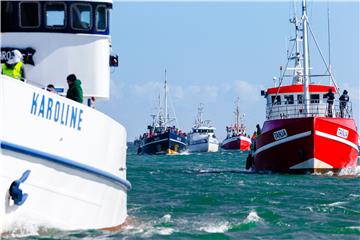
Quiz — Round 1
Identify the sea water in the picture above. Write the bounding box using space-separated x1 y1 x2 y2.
4 146 360 239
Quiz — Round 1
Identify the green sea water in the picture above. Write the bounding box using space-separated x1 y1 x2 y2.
4 147 360 239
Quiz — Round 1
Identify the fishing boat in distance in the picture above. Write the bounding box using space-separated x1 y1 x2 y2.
1 0 131 234
187 104 219 153
221 98 251 151
137 70 187 155
253 0 359 173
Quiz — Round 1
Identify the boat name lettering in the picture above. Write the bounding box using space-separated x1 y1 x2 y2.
273 129 288 141
1 47 36 65
30 92 84 131
336 128 348 139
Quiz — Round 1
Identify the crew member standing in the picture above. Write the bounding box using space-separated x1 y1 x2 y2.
324 88 335 117
339 90 349 118
1 49 26 81
66 74 83 103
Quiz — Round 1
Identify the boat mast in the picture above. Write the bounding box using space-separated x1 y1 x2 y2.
234 98 240 134
327 6 332 86
302 0 310 116
196 103 204 126
164 69 168 128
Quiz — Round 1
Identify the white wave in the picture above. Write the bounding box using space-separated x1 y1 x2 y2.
237 180 245 186
338 166 360 176
327 201 347 207
349 194 360 198
143 227 175 237
346 226 360 231
160 214 172 223
125 223 175 237
1 218 57 238
180 152 190 156
199 221 229 233
243 210 263 224
123 215 175 237
305 206 313 212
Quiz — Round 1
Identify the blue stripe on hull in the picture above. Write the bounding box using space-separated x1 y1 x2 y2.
0 140 132 191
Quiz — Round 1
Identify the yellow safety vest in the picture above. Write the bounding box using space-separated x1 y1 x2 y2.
2 62 23 80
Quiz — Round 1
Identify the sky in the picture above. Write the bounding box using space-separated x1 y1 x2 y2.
97 0 360 142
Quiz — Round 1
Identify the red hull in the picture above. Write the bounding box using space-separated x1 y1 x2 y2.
222 135 251 150
254 117 359 173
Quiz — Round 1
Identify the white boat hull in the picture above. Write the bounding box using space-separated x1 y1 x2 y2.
0 76 130 234
188 141 219 153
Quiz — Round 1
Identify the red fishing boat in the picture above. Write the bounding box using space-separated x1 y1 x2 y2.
253 0 359 173
221 98 251 151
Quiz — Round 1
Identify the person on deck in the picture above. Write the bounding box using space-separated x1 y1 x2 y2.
324 88 335 117
339 90 349 118
66 74 83 103
1 49 26 82
46 84 57 93
256 124 262 136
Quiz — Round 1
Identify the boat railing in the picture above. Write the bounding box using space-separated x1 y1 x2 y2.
266 99 353 120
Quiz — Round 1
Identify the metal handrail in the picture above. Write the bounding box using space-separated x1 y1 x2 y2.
266 99 353 120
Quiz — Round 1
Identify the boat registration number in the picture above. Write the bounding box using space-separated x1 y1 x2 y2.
336 128 348 139
273 129 288 141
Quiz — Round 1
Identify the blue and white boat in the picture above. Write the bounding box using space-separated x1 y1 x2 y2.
1 0 131 234
137 70 187 155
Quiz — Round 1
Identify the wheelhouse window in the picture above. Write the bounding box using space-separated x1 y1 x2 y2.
297 94 303 104
45 3 65 28
284 95 294 104
310 94 320 103
71 4 92 30
20 2 40 28
2 1 16 31
271 95 281 105
96 5 107 31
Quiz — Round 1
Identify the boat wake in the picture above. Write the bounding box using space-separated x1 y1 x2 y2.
121 210 265 237
311 166 360 177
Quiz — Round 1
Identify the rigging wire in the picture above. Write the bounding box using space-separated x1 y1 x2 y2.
306 16 340 96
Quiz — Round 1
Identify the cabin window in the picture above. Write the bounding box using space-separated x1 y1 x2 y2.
297 94 303 104
96 5 107 31
310 94 320 103
1 1 16 31
271 95 281 105
45 3 65 28
20 2 40 28
284 95 294 104
71 4 92 30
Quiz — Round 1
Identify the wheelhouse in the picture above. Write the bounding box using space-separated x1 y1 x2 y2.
1 0 115 100
192 127 215 134
263 84 353 120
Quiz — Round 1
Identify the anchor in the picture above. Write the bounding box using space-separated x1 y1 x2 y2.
9 170 31 205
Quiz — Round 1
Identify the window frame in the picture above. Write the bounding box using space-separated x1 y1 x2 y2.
19 1 41 29
310 94 320 103
44 2 67 29
271 95 281 105
95 4 107 32
284 94 294 105
70 3 93 31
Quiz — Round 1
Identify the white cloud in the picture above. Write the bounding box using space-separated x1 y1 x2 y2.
233 80 263 102
130 81 163 95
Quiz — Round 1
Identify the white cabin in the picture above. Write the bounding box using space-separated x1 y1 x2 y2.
1 0 116 100
263 84 353 120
